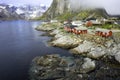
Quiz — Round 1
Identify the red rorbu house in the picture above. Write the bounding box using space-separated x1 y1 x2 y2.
95 29 112 38
85 20 102 27
85 21 93 27
64 24 88 35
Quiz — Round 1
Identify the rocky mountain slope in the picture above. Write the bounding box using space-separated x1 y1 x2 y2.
41 0 109 20
44 0 71 19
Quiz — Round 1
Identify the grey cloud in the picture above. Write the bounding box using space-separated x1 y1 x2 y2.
68 0 120 15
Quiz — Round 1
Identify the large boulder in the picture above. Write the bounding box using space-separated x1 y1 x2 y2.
51 35 82 49
106 44 119 56
71 40 95 54
80 58 95 73
115 51 120 63
104 40 114 48
87 47 106 59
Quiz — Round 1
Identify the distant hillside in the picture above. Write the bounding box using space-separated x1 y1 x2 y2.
39 0 109 20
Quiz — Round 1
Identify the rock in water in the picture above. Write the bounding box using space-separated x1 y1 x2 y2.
80 58 95 73
29 54 76 80
29 54 96 80
115 51 120 63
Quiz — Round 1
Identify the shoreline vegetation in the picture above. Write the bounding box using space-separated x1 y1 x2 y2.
30 21 120 80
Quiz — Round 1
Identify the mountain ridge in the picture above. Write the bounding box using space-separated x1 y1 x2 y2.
40 0 111 20
0 4 48 20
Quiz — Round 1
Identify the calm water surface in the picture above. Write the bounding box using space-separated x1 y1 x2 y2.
0 20 71 80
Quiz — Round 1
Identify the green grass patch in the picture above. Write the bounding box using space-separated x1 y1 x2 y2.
56 12 78 21
101 24 120 29
101 24 113 29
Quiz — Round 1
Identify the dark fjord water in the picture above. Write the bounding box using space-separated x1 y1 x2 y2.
0 20 71 80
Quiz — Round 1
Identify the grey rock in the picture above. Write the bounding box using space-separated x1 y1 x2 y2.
115 51 120 63
88 47 106 59
80 58 95 73
30 54 96 80
71 40 95 54
105 40 114 48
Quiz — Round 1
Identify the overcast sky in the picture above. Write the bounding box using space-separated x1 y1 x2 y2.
80 0 120 15
0 0 53 6
0 0 120 15
69 0 120 15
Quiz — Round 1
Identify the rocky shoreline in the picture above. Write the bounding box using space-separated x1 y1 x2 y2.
30 22 120 80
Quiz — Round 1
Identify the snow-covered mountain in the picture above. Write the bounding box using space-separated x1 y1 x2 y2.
0 4 23 20
16 4 48 19
0 4 48 20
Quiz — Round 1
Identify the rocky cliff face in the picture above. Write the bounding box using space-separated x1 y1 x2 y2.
44 0 72 19
42 0 109 20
